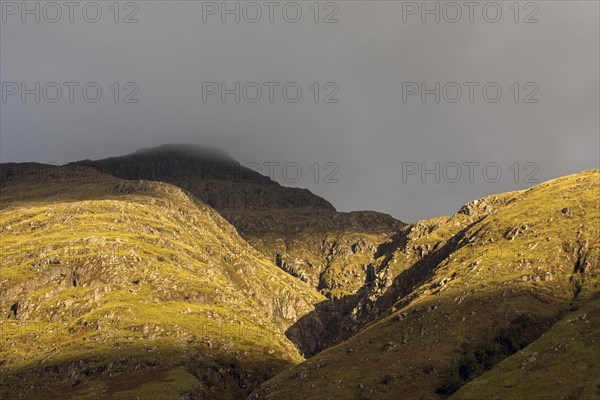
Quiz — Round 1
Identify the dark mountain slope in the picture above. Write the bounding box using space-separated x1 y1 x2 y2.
450 295 600 400
72 144 335 211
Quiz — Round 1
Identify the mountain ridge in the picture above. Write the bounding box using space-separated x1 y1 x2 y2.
1 148 597 400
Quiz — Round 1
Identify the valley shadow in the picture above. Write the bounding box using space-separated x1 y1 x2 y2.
285 219 483 357
285 293 359 357
0 341 295 400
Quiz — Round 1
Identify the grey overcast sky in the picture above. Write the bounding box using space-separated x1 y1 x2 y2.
1 1 598 222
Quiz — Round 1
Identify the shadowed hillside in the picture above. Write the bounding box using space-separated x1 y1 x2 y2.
71 144 336 212
450 295 600 400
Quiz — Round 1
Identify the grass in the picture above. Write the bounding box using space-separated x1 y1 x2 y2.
250 170 600 400
0 164 324 399
1 164 598 400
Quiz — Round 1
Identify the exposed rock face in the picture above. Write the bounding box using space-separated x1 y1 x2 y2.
232 210 404 355
225 209 404 293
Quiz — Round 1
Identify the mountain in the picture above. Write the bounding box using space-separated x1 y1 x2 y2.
249 170 600 400
1 147 598 400
72 145 405 355
0 163 324 399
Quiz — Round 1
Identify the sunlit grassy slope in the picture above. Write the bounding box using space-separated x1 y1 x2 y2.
250 170 600 400
76 145 404 309
0 163 324 399
73 144 406 357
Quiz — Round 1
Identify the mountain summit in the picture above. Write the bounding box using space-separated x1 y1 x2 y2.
130 144 235 162
72 144 335 211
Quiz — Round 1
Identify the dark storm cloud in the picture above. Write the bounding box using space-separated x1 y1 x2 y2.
1 1 598 221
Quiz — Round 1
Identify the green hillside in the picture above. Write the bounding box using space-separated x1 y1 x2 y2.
73 146 405 356
2 158 597 400
0 164 323 399
249 170 600 400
